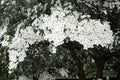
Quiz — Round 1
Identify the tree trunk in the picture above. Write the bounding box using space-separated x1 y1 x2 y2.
96 60 105 80
89 53 105 80
64 42 86 80
69 49 86 80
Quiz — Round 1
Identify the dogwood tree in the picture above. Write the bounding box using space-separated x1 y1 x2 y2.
31 2 114 79
0 0 117 80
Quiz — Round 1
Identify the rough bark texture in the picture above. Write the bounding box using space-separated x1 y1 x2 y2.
69 48 86 80
96 61 105 79
64 42 86 80
96 56 105 79
90 53 105 79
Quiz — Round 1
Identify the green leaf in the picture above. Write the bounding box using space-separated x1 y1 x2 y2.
39 29 44 35
0 19 3 26
64 28 67 33
8 35 13 42
20 24 26 30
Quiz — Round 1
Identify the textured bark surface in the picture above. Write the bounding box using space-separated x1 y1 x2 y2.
96 56 105 79
96 61 105 79
64 42 86 80
90 53 106 79
69 48 86 80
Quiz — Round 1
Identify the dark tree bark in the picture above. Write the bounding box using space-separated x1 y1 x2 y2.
96 60 105 79
69 48 86 80
89 53 106 79
63 41 86 80
95 56 106 79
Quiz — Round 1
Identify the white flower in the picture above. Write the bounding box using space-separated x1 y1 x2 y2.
59 68 69 77
32 5 114 51
2 25 44 70
1 35 10 46
1 0 114 70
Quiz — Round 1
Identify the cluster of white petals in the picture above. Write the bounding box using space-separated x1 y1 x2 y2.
9 26 43 51
1 0 114 70
0 19 9 47
2 23 43 70
0 26 7 39
0 18 9 39
1 34 9 46
59 68 69 77
0 20 9 47
32 6 114 50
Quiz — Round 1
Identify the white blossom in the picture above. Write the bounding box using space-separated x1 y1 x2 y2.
59 68 69 77
1 0 114 70
1 35 9 46
0 18 8 39
2 24 43 70
32 6 114 51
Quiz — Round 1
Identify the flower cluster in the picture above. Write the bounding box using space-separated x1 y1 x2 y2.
0 18 9 39
32 6 114 50
1 0 114 70
2 24 43 69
